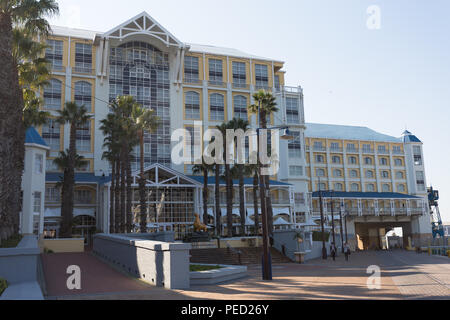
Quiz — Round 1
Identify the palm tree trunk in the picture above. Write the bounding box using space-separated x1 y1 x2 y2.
265 176 274 236
109 159 116 234
0 12 26 238
126 151 133 233
139 130 147 234
239 166 245 236
253 173 260 236
114 159 121 233
202 168 209 226
60 123 76 238
120 146 126 233
214 164 221 237
225 163 233 238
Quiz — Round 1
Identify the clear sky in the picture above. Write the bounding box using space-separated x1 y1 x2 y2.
48 0 450 222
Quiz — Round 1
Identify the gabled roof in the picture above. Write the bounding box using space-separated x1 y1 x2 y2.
402 130 422 143
305 123 402 143
103 11 183 47
312 191 421 200
25 127 49 149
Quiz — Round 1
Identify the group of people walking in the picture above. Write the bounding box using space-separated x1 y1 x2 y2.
329 242 352 261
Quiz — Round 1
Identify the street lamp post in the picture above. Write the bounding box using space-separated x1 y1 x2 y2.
318 178 327 259
330 191 336 261
339 203 345 254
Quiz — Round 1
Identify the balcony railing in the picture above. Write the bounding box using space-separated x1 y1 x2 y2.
313 146 327 152
232 83 250 90
346 148 359 153
330 147 343 153
392 150 404 155
362 148 375 154
208 80 227 88
378 150 390 155
183 78 202 86
73 66 93 74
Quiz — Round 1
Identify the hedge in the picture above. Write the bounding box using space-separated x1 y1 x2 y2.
0 278 8 297
312 231 330 242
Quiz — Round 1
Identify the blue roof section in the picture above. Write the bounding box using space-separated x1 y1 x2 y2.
305 123 402 143
46 173 111 185
25 127 48 148
312 191 421 199
402 131 422 143
188 175 292 187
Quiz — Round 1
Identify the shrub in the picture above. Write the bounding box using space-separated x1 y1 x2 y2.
312 231 330 242
0 234 23 248
0 278 8 297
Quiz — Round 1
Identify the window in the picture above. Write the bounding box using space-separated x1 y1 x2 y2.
43 79 62 110
334 183 343 191
232 62 246 88
290 166 303 176
381 171 390 179
382 184 391 192
351 183 360 192
255 64 269 89
233 95 248 120
362 144 372 152
33 192 42 214
366 170 374 179
330 142 340 150
398 184 406 193
413 146 423 165
332 156 341 164
75 43 92 73
74 81 92 112
378 145 387 153
185 126 202 164
45 187 60 202
317 169 325 177
184 56 199 83
76 122 91 152
416 171 425 190
315 155 325 163
42 119 60 151
288 131 302 158
396 171 404 179
364 157 373 165
35 154 43 174
380 158 388 166
318 183 327 191
210 93 225 121
46 159 59 172
74 190 92 204
294 193 305 205
209 59 223 85
395 159 403 166
334 169 342 177
393 146 402 154
45 40 63 70
286 97 300 124
347 143 357 152
348 156 357 165
185 91 200 120
366 184 375 192
274 75 280 90
350 170 358 178
313 142 324 150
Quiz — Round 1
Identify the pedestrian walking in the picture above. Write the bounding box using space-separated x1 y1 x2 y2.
344 242 351 262
330 243 337 261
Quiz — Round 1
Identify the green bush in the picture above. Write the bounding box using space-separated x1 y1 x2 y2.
312 231 330 242
0 278 8 297
0 234 23 248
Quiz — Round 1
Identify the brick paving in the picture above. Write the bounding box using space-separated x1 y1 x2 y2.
43 250 450 300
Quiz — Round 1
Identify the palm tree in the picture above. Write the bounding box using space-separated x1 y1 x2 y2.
56 102 92 238
131 105 160 234
249 90 279 236
217 122 234 238
228 118 250 236
0 0 58 239
246 162 260 236
214 160 221 237
192 162 214 228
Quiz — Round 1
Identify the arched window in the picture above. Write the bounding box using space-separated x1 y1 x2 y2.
395 159 403 166
318 183 327 191
351 183 360 192
210 93 224 121
185 91 200 120
380 157 388 166
382 184 391 192
42 119 60 152
381 171 390 179
43 79 62 110
350 170 358 178
366 170 374 179
332 156 341 164
366 184 375 192
364 157 373 165
396 171 404 179
334 169 342 177
317 169 325 177
74 81 92 112
334 183 343 191
233 95 248 120
316 155 325 163
349 156 357 165
397 184 406 192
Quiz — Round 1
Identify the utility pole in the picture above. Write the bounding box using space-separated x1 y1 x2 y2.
330 191 336 260
318 178 327 259
339 203 345 254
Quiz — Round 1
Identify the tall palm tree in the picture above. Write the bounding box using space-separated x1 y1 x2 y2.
228 118 250 236
192 162 213 228
214 160 221 237
249 90 279 236
56 102 92 238
0 0 58 239
217 122 234 238
131 105 160 234
246 162 260 236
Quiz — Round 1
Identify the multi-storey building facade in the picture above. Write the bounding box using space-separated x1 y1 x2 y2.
37 12 309 241
304 123 432 250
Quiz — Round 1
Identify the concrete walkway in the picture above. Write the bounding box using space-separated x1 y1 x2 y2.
43 250 450 300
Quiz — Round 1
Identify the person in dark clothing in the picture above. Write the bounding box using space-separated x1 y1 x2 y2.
330 243 337 261
344 243 351 261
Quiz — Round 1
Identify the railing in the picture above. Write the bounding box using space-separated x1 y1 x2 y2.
50 65 65 72
313 146 327 152
392 150 404 155
232 83 250 90
183 78 202 86
394 208 408 215
362 148 375 154
283 86 302 94
73 66 93 74
330 147 343 153
346 148 359 153
209 80 227 88
378 150 390 155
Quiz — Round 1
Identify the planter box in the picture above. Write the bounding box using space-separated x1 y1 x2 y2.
42 238 85 253
294 252 306 264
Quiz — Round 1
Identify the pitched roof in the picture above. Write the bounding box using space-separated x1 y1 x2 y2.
402 130 422 143
305 123 402 143
25 127 49 148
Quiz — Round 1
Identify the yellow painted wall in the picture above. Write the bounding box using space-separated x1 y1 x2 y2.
42 238 85 253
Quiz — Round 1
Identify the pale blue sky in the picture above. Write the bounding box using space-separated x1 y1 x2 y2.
49 0 450 221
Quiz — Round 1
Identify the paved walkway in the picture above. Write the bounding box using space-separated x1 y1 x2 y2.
43 250 450 300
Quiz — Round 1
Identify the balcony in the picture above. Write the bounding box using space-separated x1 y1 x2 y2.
392 150 404 155
208 80 227 88
330 147 343 153
346 148 359 154
362 148 375 154
313 146 327 152
50 65 65 72
232 83 250 90
73 66 93 75
377 149 389 155
183 78 202 86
